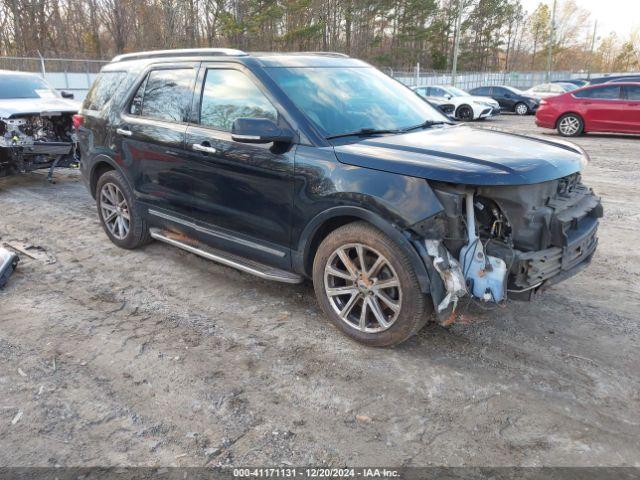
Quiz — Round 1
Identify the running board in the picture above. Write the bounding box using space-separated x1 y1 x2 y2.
149 228 303 284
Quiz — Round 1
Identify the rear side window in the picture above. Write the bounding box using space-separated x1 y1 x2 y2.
198 69 277 131
574 86 621 100
129 68 194 122
624 85 640 100
472 87 491 96
83 71 127 110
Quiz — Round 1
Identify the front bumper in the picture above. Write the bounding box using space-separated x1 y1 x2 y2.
495 184 602 300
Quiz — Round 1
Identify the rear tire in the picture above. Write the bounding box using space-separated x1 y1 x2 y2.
557 113 584 137
312 221 430 347
96 170 151 249
515 102 529 115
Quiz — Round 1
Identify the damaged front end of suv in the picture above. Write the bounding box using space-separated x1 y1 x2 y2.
418 173 602 321
336 125 603 323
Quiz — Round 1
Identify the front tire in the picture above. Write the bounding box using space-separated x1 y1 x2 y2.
456 105 474 121
96 170 151 249
557 113 584 137
515 102 529 115
312 222 430 347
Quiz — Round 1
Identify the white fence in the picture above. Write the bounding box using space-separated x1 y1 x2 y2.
390 70 613 90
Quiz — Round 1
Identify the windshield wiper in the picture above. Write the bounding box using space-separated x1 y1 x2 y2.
326 127 401 140
402 120 449 132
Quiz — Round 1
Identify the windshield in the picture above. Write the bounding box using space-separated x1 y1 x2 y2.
267 67 448 138
0 74 58 99
445 86 469 97
560 83 578 91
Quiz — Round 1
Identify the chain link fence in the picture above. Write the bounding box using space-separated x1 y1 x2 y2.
0 56 108 101
0 55 626 101
387 68 622 90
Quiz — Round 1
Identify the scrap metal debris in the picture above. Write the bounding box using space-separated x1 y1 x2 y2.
3 241 56 264
0 246 19 287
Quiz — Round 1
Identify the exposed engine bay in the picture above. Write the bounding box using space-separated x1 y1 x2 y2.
414 173 603 320
0 113 78 181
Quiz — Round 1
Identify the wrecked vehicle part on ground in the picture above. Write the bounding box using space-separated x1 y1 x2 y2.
0 71 79 180
0 247 19 288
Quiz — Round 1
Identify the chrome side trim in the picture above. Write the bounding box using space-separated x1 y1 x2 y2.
150 229 301 284
148 209 285 258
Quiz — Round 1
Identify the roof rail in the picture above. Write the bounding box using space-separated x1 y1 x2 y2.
250 51 350 58
111 48 248 63
304 52 350 58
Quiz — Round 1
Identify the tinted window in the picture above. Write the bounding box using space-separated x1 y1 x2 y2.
84 71 127 110
625 85 640 100
472 87 491 95
199 69 277 131
129 69 194 122
0 74 56 99
430 87 447 97
574 86 621 100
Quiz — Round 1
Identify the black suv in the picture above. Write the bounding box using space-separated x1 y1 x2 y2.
468 85 540 115
77 49 602 346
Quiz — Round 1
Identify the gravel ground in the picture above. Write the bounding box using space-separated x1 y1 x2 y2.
0 115 639 467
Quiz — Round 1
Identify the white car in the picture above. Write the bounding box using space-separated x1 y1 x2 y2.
0 70 79 180
413 85 500 121
524 82 577 99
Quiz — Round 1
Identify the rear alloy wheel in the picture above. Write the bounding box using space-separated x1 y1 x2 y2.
313 221 429 347
96 170 151 249
515 102 529 115
557 113 584 137
100 182 130 240
456 105 474 121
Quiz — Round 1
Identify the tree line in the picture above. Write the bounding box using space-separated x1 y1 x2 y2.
0 0 637 72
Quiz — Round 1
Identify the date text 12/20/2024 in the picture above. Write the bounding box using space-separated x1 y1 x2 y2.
233 468 400 478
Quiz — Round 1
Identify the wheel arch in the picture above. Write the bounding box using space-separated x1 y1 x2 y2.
89 155 126 199
293 206 431 294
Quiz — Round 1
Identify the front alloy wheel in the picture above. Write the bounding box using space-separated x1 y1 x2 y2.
456 105 474 121
313 221 430 347
324 244 402 333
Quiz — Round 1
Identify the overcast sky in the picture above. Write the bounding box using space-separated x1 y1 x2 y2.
520 0 639 39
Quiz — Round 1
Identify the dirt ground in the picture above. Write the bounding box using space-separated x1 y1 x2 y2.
1 115 639 468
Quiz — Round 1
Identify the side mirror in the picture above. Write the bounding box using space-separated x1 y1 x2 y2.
231 118 293 144
444 94 452 100
60 90 74 99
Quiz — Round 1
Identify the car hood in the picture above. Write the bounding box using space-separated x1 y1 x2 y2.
332 125 586 186
0 97 79 118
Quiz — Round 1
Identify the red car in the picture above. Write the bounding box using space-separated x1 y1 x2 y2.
535 82 640 137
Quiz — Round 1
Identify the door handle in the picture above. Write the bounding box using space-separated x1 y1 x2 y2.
192 143 217 154
116 127 132 137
